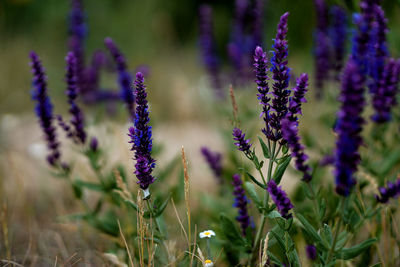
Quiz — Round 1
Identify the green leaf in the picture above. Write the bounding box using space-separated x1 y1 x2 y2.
72 182 83 199
245 171 265 189
272 155 291 184
336 238 377 260
287 250 301 267
322 224 333 245
152 194 171 218
258 136 270 159
270 229 286 252
74 179 104 192
244 182 262 209
220 214 248 249
296 213 328 250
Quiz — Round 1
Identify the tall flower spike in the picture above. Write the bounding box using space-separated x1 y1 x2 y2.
68 0 86 91
330 6 347 78
269 12 291 142
267 180 293 219
314 0 331 96
281 118 312 182
232 127 252 156
104 37 135 119
351 0 376 74
369 4 389 95
252 0 264 49
371 59 400 123
232 174 250 235
254 46 272 138
65 52 87 144
334 59 365 196
201 147 223 184
198 5 223 97
128 72 155 192
287 73 309 122
30 52 61 166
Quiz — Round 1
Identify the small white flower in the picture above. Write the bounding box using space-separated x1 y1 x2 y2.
204 259 214 267
199 230 216 239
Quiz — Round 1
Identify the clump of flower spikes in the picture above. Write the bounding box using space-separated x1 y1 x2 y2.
333 0 376 196
29 52 61 166
105 37 135 119
267 180 293 219
201 147 223 184
128 72 155 191
376 178 400 203
232 174 251 235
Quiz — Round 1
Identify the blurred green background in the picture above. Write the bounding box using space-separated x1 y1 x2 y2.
1 0 400 117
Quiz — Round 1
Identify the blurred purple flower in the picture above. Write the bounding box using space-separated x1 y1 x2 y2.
314 31 331 97
371 58 400 123
90 137 98 152
334 59 365 196
198 4 223 97
29 52 61 166
376 179 400 203
287 73 309 123
267 180 293 219
201 147 223 184
232 174 251 235
128 72 155 190
330 5 347 78
306 245 317 260
104 37 135 119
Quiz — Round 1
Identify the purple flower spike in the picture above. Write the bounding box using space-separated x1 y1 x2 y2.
281 118 312 182
90 137 98 152
252 0 264 49
287 73 309 122
128 72 155 191
369 4 389 95
330 6 347 78
334 59 366 196
306 245 317 261
267 180 293 219
198 4 223 97
68 0 86 90
232 174 250 235
232 127 252 156
104 37 135 119
314 31 331 97
376 178 400 203
351 0 376 74
65 52 87 144
201 147 223 184
372 59 400 123
269 12 291 142
29 52 61 166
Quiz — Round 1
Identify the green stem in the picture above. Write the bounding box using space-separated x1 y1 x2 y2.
326 198 345 263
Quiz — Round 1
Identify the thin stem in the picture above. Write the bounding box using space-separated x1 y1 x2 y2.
326 198 345 263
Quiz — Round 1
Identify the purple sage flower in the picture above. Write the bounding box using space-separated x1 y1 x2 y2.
104 37 135 119
201 147 223 184
198 4 223 97
251 0 264 49
376 179 400 203
281 118 312 182
267 180 293 219
334 59 366 196
29 52 61 166
254 46 271 138
371 58 400 123
128 72 155 191
232 174 251 235
90 137 98 152
232 127 252 156
65 52 87 144
306 245 317 261
287 74 309 123
269 12 291 142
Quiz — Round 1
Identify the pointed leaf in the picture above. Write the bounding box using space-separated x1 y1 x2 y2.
258 136 270 159
273 155 291 184
336 238 377 260
244 182 262 209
